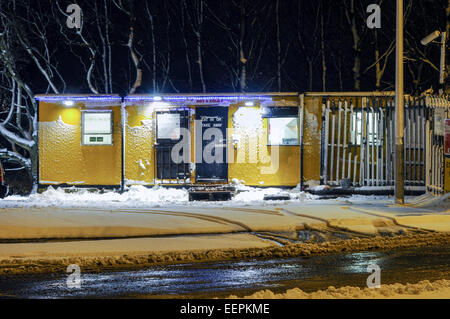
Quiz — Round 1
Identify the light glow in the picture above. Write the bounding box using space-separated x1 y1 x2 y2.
125 95 273 102
36 95 121 102
233 107 263 130
63 100 74 107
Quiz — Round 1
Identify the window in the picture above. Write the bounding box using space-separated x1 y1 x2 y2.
156 113 181 140
351 111 380 145
81 111 113 145
267 117 299 146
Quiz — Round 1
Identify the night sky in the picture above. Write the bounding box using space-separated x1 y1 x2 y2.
0 0 449 97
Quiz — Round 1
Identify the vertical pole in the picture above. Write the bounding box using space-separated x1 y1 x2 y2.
426 118 430 192
330 114 336 184
342 101 348 180
299 94 305 190
439 32 447 96
370 106 375 186
395 0 405 204
121 102 126 193
336 101 342 182
323 101 330 185
389 101 394 185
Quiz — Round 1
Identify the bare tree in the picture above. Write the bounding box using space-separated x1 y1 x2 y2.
364 29 395 90
276 0 282 91
320 0 327 91
94 0 113 93
179 0 193 91
240 0 247 92
113 0 142 94
0 9 38 192
144 0 158 93
55 0 99 94
344 0 362 91
296 1 321 91
206 0 271 92
184 0 206 92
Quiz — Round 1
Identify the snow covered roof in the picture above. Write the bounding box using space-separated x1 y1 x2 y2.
305 92 396 97
124 93 299 106
126 92 299 98
35 94 121 100
35 94 122 107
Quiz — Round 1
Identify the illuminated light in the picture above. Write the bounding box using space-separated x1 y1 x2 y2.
63 100 74 107
61 108 80 125
245 101 254 106
35 95 122 103
125 95 273 103
233 107 263 130
153 96 163 101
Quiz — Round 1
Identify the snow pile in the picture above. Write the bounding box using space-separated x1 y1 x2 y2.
0 182 317 209
233 187 287 202
123 185 189 204
2 185 189 209
415 193 450 211
231 179 316 203
228 279 450 299
340 194 391 202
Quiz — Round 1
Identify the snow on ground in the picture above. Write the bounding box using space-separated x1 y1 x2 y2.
2 185 188 209
0 233 272 259
228 279 450 299
1 232 450 276
0 183 317 209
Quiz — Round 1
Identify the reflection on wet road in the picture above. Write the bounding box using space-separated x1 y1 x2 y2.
1 245 449 298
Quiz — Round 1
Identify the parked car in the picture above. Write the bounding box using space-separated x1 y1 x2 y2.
0 161 8 198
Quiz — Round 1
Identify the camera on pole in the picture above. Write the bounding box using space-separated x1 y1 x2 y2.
421 31 441 46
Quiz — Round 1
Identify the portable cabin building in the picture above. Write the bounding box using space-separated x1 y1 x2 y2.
123 93 309 187
35 92 449 195
36 94 123 188
36 93 320 189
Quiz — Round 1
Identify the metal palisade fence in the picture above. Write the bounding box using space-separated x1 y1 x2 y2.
320 95 449 194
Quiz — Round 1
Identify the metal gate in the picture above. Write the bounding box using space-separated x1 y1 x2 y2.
425 96 450 195
154 109 191 183
320 95 432 191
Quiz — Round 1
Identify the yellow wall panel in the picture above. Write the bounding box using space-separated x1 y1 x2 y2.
39 101 122 186
125 96 302 187
303 97 323 183
227 98 301 187
124 105 155 184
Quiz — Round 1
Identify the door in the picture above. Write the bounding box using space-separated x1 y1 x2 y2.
155 109 190 181
195 107 228 182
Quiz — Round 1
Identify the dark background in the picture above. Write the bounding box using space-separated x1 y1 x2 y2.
0 0 448 97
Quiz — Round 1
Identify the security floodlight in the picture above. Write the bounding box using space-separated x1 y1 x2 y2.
153 96 162 101
421 31 441 46
63 100 74 107
420 30 447 95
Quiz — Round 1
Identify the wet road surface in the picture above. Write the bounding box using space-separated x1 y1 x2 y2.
1 245 449 298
